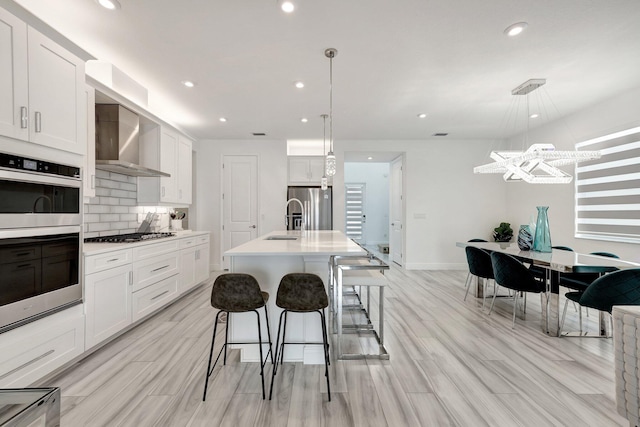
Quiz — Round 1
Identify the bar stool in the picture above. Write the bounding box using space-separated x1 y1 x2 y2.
269 273 331 401
335 259 389 359
202 273 273 401
328 254 374 332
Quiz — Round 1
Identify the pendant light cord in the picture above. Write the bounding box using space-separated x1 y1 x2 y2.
329 54 333 152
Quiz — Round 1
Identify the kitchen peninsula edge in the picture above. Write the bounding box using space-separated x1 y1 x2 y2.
225 230 365 364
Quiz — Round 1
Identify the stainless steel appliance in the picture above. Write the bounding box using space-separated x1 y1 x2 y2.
286 186 332 230
0 153 82 333
84 232 174 243
95 104 169 177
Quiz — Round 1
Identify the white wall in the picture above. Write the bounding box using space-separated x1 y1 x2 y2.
334 140 508 269
192 139 288 270
344 162 390 245
504 86 640 262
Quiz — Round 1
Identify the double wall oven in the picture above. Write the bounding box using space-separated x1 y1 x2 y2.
0 153 82 333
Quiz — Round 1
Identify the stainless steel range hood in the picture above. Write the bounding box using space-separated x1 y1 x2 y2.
95 104 170 177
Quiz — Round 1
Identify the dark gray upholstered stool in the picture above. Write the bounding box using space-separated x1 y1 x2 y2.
203 273 273 401
269 273 331 401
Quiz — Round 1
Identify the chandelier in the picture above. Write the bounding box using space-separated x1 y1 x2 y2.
324 48 337 177
474 79 601 184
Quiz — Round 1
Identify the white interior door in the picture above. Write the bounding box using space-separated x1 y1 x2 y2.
222 155 258 269
345 183 366 243
390 157 403 266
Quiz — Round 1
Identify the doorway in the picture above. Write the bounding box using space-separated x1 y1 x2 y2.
390 156 403 266
222 155 258 269
344 183 366 243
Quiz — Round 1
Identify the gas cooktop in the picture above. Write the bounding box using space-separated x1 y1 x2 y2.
84 232 175 243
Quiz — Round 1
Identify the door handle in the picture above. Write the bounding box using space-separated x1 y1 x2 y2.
249 225 256 229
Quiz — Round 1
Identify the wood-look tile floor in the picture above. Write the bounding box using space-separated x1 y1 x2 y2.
40 266 627 426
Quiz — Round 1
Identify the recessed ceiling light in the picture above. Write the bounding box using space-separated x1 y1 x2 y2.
367 156 373 160
301 118 308 123
97 0 121 10
281 1 295 13
182 80 195 88
295 81 304 89
504 22 528 37
219 118 227 122
417 113 428 119
530 113 540 119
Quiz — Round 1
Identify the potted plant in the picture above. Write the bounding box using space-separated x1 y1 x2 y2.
493 222 513 242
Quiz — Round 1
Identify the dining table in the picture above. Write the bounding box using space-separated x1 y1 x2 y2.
456 241 640 336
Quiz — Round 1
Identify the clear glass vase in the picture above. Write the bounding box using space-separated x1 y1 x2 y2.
532 206 552 252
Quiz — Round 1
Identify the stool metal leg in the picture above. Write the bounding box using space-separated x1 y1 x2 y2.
263 304 274 364
254 310 265 400
318 309 331 402
223 314 230 364
269 309 287 400
203 310 224 401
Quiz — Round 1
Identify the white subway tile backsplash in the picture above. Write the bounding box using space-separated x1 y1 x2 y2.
84 171 166 235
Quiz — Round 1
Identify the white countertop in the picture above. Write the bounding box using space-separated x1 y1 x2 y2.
225 230 365 257
83 230 209 256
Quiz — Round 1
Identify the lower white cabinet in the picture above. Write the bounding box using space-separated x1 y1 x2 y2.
84 263 132 349
132 274 178 322
0 304 85 387
179 234 210 294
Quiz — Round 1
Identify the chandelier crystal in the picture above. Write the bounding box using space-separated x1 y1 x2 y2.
474 79 601 184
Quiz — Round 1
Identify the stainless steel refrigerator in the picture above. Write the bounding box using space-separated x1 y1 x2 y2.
286 186 333 230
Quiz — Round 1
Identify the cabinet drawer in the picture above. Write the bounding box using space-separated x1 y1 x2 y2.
179 237 197 249
132 275 178 322
133 240 179 261
0 305 84 387
133 253 179 292
196 234 209 245
85 249 132 275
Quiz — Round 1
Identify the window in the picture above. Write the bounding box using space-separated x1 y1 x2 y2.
575 126 640 243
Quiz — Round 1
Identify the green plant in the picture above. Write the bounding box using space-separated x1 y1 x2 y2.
493 222 513 242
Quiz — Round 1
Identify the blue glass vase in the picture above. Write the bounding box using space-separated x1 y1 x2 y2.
532 206 552 253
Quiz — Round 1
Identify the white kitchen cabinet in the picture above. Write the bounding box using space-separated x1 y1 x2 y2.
0 8 28 141
84 263 132 349
132 274 178 322
0 304 84 388
83 84 96 199
0 8 85 155
288 156 325 184
179 233 210 294
138 127 192 206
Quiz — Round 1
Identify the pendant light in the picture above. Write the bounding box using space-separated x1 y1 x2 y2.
324 48 337 177
321 114 329 190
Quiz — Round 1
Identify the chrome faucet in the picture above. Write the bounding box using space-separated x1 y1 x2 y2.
285 198 306 232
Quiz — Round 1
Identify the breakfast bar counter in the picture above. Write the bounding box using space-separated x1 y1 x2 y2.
225 230 365 364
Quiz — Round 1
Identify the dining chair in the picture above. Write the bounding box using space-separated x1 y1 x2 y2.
464 246 495 310
489 252 546 328
559 251 620 292
560 268 640 336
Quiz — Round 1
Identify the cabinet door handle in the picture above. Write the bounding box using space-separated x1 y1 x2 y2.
91 175 96 189
35 111 42 133
0 349 55 381
20 107 28 128
129 271 133 286
151 290 170 301
195 249 200 260
151 265 170 273
161 186 165 197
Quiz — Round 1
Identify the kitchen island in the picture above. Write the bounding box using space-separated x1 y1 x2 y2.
225 230 365 364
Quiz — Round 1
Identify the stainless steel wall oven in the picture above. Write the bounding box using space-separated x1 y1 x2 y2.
0 153 82 333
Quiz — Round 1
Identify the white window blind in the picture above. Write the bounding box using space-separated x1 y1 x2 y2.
575 126 640 243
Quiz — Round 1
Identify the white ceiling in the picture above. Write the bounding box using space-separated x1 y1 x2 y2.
13 0 640 142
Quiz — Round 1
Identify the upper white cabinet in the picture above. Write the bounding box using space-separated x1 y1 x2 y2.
0 7 85 155
138 126 192 205
289 156 325 184
0 8 28 141
84 84 96 199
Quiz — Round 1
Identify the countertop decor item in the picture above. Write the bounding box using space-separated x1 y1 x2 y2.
532 206 552 252
493 222 513 242
517 224 534 250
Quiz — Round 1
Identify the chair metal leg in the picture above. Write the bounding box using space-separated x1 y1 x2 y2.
463 273 473 301
254 310 266 400
511 293 518 328
223 314 230 365
203 310 223 401
263 304 274 364
579 305 583 335
318 309 331 402
560 298 569 336
488 286 499 315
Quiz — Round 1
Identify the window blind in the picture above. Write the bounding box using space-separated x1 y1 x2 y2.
575 126 640 243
